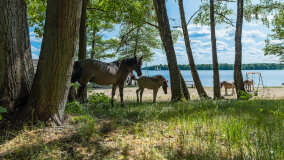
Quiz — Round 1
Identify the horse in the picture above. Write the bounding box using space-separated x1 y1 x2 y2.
244 79 254 92
71 56 143 107
132 75 168 103
220 81 235 96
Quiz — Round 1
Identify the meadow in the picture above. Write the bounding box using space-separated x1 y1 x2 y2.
0 93 283 160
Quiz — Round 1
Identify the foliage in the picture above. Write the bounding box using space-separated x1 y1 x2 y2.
238 90 253 100
88 92 111 108
143 63 284 70
193 0 234 26
244 0 284 61
0 106 7 120
26 0 47 37
65 101 87 115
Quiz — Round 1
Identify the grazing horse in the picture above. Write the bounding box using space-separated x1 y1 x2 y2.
244 79 254 92
220 81 235 96
132 75 168 103
71 56 143 107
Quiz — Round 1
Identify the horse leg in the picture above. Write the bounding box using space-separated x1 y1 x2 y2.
232 88 235 95
140 88 144 103
119 84 125 107
136 88 141 103
225 88 228 95
111 84 117 107
153 89 158 103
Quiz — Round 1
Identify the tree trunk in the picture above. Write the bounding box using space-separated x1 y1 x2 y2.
128 27 140 86
26 0 82 122
78 0 88 60
153 0 184 101
178 0 209 99
0 0 34 111
90 29 95 59
234 0 246 99
210 0 221 99
77 0 88 100
179 71 190 100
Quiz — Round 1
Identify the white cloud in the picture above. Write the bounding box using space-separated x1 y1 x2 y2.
31 46 40 53
29 31 42 42
32 54 39 59
243 30 266 39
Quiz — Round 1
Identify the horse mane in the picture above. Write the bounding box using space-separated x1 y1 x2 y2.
112 57 139 67
153 75 167 82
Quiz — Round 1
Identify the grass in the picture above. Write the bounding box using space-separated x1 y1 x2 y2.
0 96 283 160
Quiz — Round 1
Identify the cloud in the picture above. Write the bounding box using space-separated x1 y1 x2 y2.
29 31 42 43
32 54 39 59
243 30 266 39
31 45 40 53
187 24 210 38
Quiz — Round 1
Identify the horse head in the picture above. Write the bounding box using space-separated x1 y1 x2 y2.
132 56 143 76
162 79 168 94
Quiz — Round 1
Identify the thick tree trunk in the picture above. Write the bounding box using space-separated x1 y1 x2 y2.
178 0 209 98
210 0 221 99
153 0 184 101
26 0 82 122
78 0 88 60
128 27 140 86
0 0 34 111
234 0 246 99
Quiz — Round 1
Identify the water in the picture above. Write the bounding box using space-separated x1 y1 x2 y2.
142 70 284 87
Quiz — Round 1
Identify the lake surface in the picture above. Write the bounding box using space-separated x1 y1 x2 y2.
142 70 284 87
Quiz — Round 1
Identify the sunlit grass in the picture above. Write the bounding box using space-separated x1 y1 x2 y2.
0 99 283 159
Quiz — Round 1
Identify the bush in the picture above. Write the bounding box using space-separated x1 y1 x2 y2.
78 121 98 143
88 93 111 108
0 106 7 120
239 90 253 100
65 101 87 115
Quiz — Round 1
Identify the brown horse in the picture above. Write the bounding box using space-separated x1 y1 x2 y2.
132 75 168 103
220 81 235 96
244 79 254 92
71 56 143 107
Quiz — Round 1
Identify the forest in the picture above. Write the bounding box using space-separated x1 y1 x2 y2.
144 63 284 70
0 0 283 159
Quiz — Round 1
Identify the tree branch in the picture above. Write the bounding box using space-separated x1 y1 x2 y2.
215 11 234 26
143 21 159 29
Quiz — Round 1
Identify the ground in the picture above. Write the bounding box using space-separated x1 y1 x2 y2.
0 87 283 160
94 86 284 101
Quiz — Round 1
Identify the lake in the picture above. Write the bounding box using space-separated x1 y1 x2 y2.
142 70 284 87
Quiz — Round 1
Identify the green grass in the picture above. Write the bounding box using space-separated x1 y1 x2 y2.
1 98 283 159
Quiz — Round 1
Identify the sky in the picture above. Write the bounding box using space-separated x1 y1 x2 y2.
29 0 279 66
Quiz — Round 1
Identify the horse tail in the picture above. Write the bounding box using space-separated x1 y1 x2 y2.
71 61 83 83
131 75 138 80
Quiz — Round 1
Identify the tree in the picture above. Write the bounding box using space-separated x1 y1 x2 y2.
209 0 221 99
177 0 209 98
153 0 184 101
234 0 246 98
244 0 284 61
0 0 34 112
26 0 82 122
78 0 88 60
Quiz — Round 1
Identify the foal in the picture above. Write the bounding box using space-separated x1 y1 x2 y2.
244 79 254 91
132 75 168 103
220 81 235 96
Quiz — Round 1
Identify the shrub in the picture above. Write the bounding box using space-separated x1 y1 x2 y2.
65 101 86 115
239 90 253 100
88 92 111 108
0 106 7 120
78 121 98 143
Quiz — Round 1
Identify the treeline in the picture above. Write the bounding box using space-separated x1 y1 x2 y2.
144 63 284 70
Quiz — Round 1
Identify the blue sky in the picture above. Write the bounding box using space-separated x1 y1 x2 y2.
29 0 279 65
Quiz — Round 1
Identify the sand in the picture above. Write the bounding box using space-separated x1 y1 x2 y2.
91 86 284 102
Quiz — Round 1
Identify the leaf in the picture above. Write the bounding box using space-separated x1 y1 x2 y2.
0 106 7 113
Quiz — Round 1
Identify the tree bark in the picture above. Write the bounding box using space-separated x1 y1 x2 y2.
0 0 34 111
210 0 221 99
77 0 88 100
153 0 184 101
178 0 209 98
26 0 82 122
90 29 96 59
234 0 246 99
78 0 88 60
179 71 190 100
